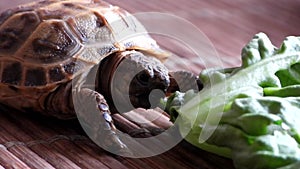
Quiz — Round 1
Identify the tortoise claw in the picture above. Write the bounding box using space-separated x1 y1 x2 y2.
100 128 133 156
73 88 131 156
97 113 133 156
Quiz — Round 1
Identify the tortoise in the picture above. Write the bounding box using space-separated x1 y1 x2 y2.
0 0 200 154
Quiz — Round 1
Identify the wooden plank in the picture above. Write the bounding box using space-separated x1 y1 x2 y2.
2 111 110 169
0 145 31 169
0 1 299 169
0 129 55 169
42 117 132 169
0 111 82 169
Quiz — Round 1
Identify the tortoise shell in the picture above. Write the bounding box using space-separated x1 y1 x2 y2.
0 0 168 89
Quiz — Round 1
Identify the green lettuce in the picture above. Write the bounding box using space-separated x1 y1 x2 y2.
164 33 300 169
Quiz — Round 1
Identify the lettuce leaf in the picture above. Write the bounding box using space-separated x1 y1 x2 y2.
164 33 300 169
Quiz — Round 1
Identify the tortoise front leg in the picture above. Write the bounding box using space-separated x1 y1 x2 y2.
72 87 130 155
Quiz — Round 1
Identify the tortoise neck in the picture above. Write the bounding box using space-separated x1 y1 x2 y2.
96 52 127 109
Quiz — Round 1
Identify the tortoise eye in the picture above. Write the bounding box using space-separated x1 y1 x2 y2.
137 72 150 86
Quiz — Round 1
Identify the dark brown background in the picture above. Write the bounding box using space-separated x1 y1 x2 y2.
0 0 299 168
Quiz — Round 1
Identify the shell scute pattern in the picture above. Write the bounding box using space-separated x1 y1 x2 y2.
24 67 47 87
0 5 36 25
68 12 108 43
1 61 22 85
0 11 40 54
0 0 167 88
63 59 87 75
20 20 80 63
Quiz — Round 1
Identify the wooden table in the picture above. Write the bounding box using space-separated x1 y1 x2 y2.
0 0 299 168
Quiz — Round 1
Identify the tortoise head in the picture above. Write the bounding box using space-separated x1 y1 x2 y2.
97 51 170 113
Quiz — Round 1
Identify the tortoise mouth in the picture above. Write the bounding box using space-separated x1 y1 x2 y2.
129 87 167 109
128 69 169 109
129 89 165 109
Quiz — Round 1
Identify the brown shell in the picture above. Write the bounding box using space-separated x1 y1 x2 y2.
0 0 168 89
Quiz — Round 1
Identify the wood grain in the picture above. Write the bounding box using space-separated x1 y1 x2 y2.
0 0 299 169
